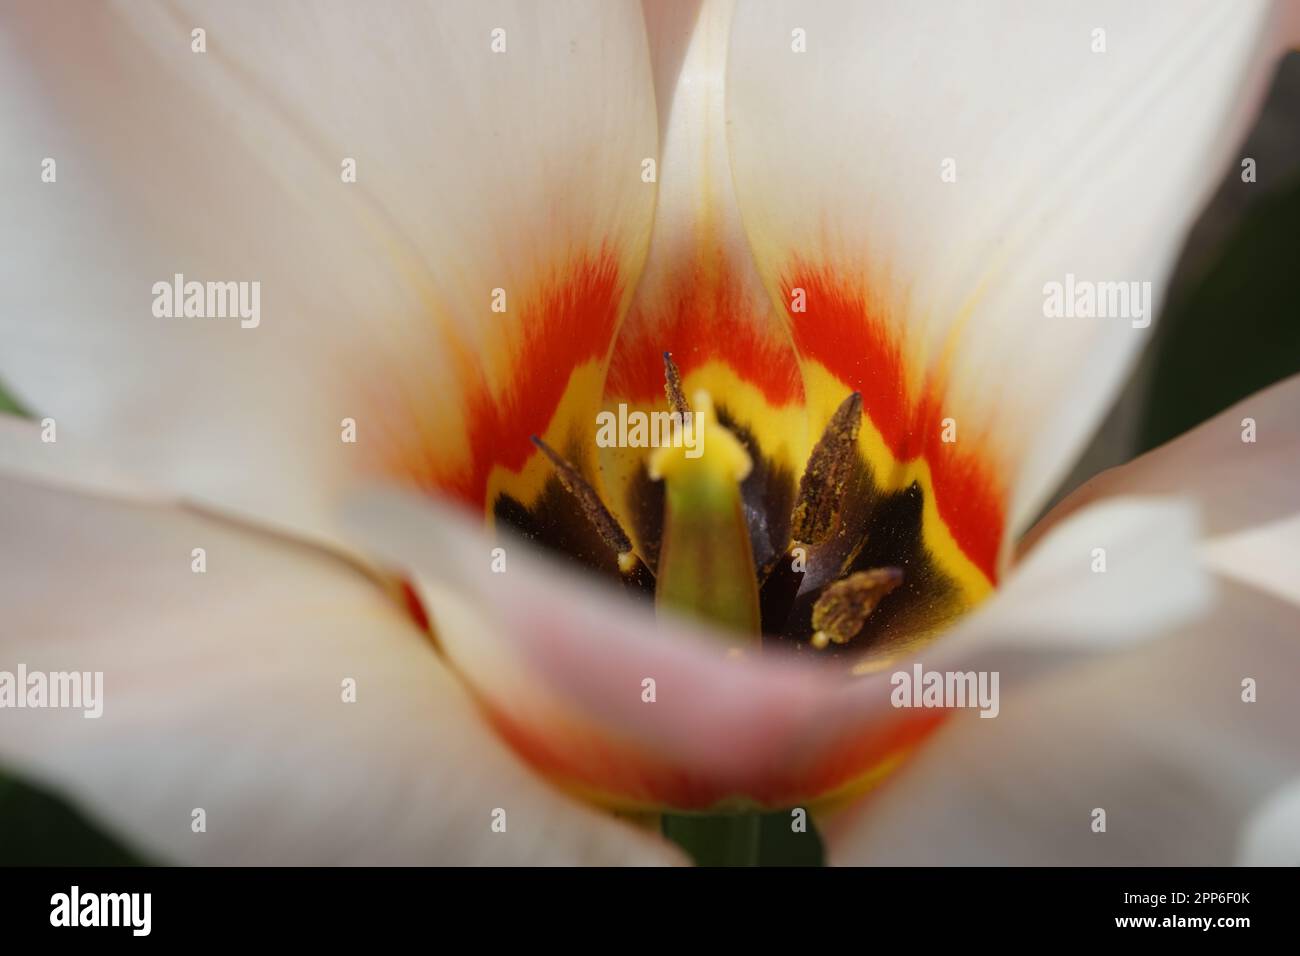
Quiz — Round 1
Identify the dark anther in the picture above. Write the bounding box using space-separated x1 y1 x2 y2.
531 434 634 555
790 392 862 546
810 566 903 649
662 351 690 417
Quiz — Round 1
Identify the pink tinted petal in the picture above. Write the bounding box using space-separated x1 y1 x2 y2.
345 487 1204 810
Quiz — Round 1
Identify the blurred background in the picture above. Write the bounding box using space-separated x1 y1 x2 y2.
2 52 1298 866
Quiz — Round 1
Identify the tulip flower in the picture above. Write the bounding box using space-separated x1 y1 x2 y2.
1 0 1297 866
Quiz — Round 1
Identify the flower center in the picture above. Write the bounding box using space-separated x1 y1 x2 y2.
513 353 921 665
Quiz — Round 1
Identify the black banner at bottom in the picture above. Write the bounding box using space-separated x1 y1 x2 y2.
0 866 1281 941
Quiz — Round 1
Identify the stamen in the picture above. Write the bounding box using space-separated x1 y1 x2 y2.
809 567 903 649
662 351 690 417
790 392 863 546
618 550 656 595
530 434 642 570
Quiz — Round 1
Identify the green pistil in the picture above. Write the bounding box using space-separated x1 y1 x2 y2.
648 383 766 863
648 389 761 646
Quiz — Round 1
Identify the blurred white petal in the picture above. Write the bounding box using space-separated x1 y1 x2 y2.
1025 373 1300 605
1237 777 1300 865
0 472 682 865
825 578 1299 864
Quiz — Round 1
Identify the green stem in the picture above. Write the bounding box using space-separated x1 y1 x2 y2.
662 812 761 867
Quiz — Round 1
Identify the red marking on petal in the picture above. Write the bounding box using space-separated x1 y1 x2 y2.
605 249 803 407
419 248 626 508
482 695 946 810
398 578 432 634
783 260 1005 582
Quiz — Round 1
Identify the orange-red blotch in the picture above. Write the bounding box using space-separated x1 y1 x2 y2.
605 249 803 408
482 693 947 812
439 248 627 508
398 578 432 635
783 260 1005 583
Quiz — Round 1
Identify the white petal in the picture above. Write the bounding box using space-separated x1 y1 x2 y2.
1237 776 1300 865
1024 373 1300 605
1204 515 1300 608
826 578 1300 865
827 375 1300 864
0 473 681 865
0 413 170 503
931 496 1211 671
725 0 1286 564
0 1 657 549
